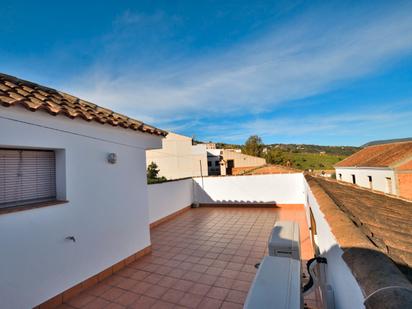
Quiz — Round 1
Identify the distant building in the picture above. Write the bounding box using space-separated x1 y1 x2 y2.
207 149 222 175
146 132 208 180
207 149 266 176
205 142 216 149
335 141 412 200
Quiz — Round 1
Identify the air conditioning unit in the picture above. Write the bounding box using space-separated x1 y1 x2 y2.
268 221 301 260
244 255 302 309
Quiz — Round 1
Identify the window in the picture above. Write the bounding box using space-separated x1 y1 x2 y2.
368 176 373 189
0 149 56 208
214 161 220 167
386 177 393 194
338 173 342 180
351 174 356 184
207 161 211 167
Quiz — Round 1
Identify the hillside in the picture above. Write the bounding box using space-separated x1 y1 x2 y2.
287 152 345 170
202 142 360 171
210 142 360 156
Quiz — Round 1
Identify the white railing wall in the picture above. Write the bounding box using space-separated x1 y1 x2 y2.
193 173 305 205
148 179 194 224
304 180 365 309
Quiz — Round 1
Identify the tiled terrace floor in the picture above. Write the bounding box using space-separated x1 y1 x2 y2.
59 206 319 309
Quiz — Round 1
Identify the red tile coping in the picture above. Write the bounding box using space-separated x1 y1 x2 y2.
34 245 152 309
149 205 192 229
199 203 304 209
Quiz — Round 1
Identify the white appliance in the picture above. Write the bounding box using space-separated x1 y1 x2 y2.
268 220 301 260
244 255 302 309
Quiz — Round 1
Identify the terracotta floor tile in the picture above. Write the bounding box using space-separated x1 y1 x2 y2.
63 207 317 308
114 291 140 306
161 288 185 303
105 303 124 309
220 301 243 309
214 277 234 289
82 297 111 309
198 274 218 285
131 281 153 294
129 295 157 309
191 264 208 273
207 287 230 300
157 276 178 288
197 297 223 309
173 279 193 292
151 300 176 309
178 292 203 308
189 283 211 296
100 287 125 301
221 269 239 279
144 273 164 284
231 280 251 292
67 292 95 308
226 290 247 304
130 270 151 280
143 285 168 299
115 278 137 290
168 268 186 279
86 283 111 296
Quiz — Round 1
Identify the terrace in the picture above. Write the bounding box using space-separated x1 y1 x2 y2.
57 206 319 309
34 173 412 308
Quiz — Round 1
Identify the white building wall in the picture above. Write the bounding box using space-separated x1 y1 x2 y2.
304 180 365 309
193 174 305 205
146 132 208 180
148 179 194 224
335 167 397 194
0 106 161 309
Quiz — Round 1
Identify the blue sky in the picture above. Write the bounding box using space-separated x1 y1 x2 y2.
1 0 412 146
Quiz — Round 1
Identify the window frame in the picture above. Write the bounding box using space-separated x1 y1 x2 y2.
0 147 67 215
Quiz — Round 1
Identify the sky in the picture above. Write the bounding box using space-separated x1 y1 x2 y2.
1 0 412 146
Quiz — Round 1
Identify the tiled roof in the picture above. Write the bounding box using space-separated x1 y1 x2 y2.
307 175 412 280
306 175 412 307
0 73 167 137
233 164 300 175
335 142 412 168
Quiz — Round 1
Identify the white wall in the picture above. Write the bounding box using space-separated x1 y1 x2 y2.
335 167 397 194
194 174 305 205
304 180 365 309
146 132 208 180
148 179 194 224
0 106 162 309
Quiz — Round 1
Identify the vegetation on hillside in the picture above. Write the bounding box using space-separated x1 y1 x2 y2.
203 135 360 171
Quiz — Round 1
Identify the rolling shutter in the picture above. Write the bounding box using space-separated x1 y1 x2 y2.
0 149 56 208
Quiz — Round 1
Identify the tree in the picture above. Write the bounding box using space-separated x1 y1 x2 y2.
147 162 167 184
147 162 160 179
243 135 264 157
265 148 288 165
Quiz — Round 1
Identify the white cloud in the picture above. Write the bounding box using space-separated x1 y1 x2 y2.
61 3 412 139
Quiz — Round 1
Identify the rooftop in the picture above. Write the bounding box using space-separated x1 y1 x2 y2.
0 73 167 137
335 141 412 168
56 206 319 309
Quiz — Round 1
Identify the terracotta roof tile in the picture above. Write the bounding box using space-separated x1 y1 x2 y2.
306 175 412 307
306 175 412 280
335 142 412 167
0 73 167 137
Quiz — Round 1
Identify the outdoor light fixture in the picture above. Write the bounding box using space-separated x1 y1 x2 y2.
107 153 117 164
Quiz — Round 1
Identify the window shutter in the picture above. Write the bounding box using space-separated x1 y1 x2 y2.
0 149 56 208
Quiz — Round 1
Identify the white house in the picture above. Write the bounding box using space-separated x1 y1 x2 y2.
335 141 412 199
146 132 208 180
0 73 166 308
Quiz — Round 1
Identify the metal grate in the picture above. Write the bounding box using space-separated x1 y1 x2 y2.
0 149 56 208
